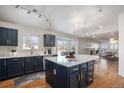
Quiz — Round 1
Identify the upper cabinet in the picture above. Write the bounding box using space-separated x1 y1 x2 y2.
44 34 56 47
0 27 18 46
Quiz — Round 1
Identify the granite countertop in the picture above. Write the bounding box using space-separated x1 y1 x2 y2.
45 55 99 68
0 54 57 59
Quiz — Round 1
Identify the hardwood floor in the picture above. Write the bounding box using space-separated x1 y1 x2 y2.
1 58 124 88
89 58 124 88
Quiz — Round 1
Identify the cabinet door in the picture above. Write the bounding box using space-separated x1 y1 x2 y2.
44 35 50 47
8 28 18 46
80 68 87 88
6 58 24 78
0 59 6 80
35 56 43 71
45 60 55 87
50 35 55 47
54 64 69 88
24 57 35 74
0 30 2 45
0 27 8 46
70 72 80 88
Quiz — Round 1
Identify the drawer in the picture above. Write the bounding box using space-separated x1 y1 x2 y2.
87 75 93 84
88 65 94 71
35 56 43 59
70 65 79 74
80 63 87 69
88 61 93 66
25 57 34 61
87 70 93 76
6 58 24 62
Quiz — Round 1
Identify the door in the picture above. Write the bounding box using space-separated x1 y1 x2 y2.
70 72 80 88
24 57 35 74
35 56 43 71
6 58 24 78
80 68 87 88
0 59 6 80
8 29 18 46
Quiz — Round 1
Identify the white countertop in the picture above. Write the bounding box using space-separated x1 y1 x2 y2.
45 55 99 68
0 54 57 59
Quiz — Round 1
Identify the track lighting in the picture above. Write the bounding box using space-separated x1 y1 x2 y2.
33 9 37 13
15 5 52 27
46 18 48 22
27 10 31 14
39 14 42 18
15 5 20 8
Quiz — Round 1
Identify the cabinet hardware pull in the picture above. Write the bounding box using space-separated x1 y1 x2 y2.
78 74 80 81
81 73 83 80
72 68 79 71
13 59 20 61
7 40 8 44
89 78 92 81
23 63 24 67
89 72 92 75
4 61 6 66
9 40 10 44
53 69 56 75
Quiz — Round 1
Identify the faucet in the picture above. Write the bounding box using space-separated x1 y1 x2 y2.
31 47 35 55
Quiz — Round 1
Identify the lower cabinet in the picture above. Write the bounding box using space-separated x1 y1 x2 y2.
70 72 80 88
0 59 6 80
79 68 87 87
6 58 24 78
46 60 69 88
0 56 43 81
46 61 56 87
24 57 35 74
34 56 43 71
45 60 94 88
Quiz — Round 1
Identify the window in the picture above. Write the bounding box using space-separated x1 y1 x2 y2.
23 35 40 50
110 44 118 50
56 36 78 56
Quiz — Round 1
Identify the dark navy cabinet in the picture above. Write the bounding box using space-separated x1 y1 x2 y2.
24 57 35 74
6 58 24 78
44 34 55 47
70 72 80 88
8 28 18 46
45 60 94 88
0 59 6 80
79 68 87 87
45 61 56 87
0 27 18 46
0 56 43 81
34 56 43 71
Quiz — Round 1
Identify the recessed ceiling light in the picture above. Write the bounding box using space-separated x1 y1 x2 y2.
92 36 95 38
99 25 102 29
86 33 90 36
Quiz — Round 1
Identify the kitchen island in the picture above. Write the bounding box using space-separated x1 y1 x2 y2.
45 55 98 88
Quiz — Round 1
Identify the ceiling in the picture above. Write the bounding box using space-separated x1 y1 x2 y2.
0 5 123 39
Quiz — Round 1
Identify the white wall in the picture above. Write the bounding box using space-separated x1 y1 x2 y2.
119 12 124 77
0 21 97 55
78 38 97 54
